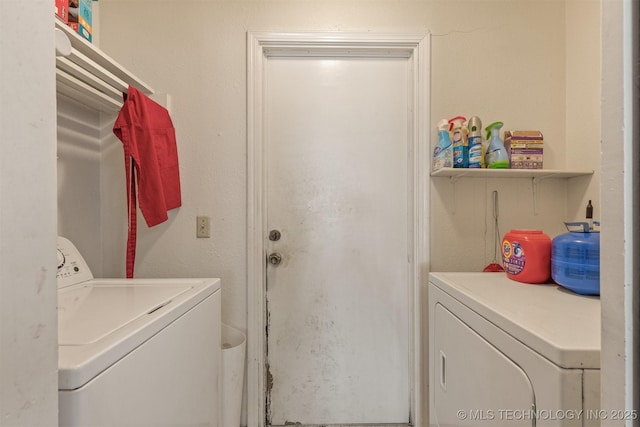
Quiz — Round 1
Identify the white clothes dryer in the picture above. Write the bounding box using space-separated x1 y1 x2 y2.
429 272 600 427
57 236 221 427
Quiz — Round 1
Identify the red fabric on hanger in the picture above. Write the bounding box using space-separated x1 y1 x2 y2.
113 85 181 278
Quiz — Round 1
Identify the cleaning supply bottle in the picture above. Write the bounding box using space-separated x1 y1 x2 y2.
433 119 453 171
586 200 594 230
449 116 468 168
484 121 510 168
467 116 483 168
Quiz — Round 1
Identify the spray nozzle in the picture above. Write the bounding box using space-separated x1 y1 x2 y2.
448 115 466 131
485 121 504 140
437 119 449 132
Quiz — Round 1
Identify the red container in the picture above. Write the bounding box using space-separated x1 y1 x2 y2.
501 229 551 284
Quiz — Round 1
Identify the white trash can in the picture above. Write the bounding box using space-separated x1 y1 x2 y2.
221 324 246 427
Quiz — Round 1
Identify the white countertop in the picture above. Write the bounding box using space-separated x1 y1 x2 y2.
429 272 601 369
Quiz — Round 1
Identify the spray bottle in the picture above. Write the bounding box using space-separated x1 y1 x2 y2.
484 121 510 168
433 119 453 171
467 116 483 168
449 116 468 168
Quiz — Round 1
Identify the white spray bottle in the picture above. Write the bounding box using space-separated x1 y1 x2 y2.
433 119 453 171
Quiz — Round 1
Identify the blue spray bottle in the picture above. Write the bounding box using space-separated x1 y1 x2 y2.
484 121 510 168
449 116 468 168
433 119 453 171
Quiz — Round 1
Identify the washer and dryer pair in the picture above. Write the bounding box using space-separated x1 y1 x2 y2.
429 272 601 427
57 237 221 426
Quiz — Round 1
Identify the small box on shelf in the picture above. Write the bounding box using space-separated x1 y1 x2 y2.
504 130 544 169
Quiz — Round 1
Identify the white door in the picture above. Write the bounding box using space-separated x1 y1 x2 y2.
265 56 409 425
247 32 430 427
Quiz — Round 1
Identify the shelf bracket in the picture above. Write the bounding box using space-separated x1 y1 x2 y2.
448 171 471 214
447 171 475 213
532 177 539 215
532 173 555 183
448 170 473 184
449 175 457 214
531 173 555 216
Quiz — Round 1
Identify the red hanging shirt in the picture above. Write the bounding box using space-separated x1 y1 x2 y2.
113 85 181 278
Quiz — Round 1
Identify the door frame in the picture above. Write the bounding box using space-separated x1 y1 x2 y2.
247 31 430 427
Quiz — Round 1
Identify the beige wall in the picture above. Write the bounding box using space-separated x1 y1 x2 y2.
93 0 601 329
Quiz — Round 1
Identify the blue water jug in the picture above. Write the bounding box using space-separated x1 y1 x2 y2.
551 222 600 296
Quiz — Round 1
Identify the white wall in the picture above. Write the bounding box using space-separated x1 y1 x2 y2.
430 0 601 271
600 0 639 418
57 98 105 275
93 0 601 332
0 2 59 426
565 0 601 220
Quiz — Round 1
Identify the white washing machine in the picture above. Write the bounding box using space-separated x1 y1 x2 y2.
57 236 221 427
429 272 600 427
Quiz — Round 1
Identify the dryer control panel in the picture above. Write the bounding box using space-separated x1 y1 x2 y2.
57 236 94 289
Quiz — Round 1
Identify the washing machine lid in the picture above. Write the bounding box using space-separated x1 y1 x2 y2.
58 278 220 391
429 272 600 369
59 282 191 345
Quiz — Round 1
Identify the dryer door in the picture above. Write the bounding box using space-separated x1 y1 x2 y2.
434 303 535 426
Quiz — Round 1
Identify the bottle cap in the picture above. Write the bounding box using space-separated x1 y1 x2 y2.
468 116 482 135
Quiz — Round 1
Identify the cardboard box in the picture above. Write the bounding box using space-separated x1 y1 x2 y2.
55 0 69 23
504 130 544 169
68 0 92 42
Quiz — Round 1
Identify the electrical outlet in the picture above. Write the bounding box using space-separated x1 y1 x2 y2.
196 216 210 238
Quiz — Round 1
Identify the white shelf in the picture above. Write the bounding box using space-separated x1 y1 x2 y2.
430 167 594 180
431 167 594 215
55 19 154 113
